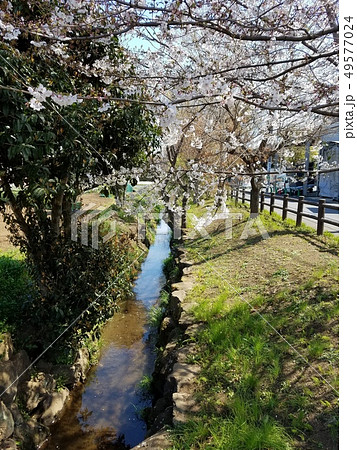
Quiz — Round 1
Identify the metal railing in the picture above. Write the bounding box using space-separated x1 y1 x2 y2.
230 187 339 235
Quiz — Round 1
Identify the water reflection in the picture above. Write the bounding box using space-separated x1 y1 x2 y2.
45 221 171 449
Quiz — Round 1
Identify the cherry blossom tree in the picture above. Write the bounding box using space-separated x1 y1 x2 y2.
1 0 338 224
1 0 338 115
0 7 160 348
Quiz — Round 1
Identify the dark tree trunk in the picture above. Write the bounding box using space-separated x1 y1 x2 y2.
214 177 226 212
62 195 72 240
51 192 64 237
51 177 68 237
162 193 175 231
250 177 261 215
1 178 31 238
181 195 188 229
114 183 126 206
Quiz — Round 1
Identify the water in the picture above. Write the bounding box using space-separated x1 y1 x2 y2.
45 220 171 449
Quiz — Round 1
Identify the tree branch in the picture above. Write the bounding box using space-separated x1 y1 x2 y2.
0 177 31 238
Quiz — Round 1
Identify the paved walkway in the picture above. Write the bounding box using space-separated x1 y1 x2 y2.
243 193 339 235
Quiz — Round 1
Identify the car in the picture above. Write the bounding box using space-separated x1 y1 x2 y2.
289 183 316 196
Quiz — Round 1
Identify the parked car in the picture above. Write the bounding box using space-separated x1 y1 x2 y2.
289 182 303 196
289 182 316 196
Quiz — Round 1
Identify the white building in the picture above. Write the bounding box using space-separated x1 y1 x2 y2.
318 123 339 200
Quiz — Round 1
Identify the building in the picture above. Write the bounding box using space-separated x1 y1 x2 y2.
318 122 339 200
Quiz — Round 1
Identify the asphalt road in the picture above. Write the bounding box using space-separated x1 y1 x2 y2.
244 192 339 235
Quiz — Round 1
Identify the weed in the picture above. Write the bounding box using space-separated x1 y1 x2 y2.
138 374 153 397
308 336 330 359
289 410 313 438
16 398 31 421
327 415 339 439
148 305 165 328
273 268 289 281
82 331 103 366
53 346 76 366
55 375 68 391
0 254 37 334
159 289 170 307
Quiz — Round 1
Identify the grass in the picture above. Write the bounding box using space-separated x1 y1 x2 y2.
163 253 180 282
138 374 154 397
0 250 36 335
148 304 166 328
170 199 338 449
148 287 171 328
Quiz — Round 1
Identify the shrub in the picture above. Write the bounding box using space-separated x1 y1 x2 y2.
0 253 37 334
13 233 138 359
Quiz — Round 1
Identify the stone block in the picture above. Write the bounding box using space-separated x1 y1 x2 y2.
169 363 201 393
22 373 56 412
40 388 69 426
131 429 172 449
172 392 200 425
171 281 194 292
0 334 14 362
0 400 14 441
0 361 18 407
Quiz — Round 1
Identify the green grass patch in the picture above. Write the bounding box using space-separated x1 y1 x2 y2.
170 201 338 449
0 252 37 335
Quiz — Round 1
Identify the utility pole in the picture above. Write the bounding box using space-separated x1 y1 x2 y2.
303 141 310 196
266 156 272 193
274 153 279 193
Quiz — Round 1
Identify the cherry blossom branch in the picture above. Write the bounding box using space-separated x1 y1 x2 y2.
23 21 339 44
245 50 338 82
124 50 338 81
232 96 339 117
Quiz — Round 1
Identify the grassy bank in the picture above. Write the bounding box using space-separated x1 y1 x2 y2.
0 250 32 335
171 200 338 449
0 191 155 363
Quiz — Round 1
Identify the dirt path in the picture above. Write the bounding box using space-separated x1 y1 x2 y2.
0 213 16 252
0 193 115 252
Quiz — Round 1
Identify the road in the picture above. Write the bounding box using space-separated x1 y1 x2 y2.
244 192 339 235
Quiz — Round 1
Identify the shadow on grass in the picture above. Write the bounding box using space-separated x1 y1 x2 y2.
172 208 338 449
187 285 338 449
182 214 338 269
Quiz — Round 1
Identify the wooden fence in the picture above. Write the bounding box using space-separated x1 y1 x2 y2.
230 187 339 236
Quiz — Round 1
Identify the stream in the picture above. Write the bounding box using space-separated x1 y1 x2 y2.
45 220 171 449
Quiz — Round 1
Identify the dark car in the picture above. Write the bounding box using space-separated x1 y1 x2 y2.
289 182 316 196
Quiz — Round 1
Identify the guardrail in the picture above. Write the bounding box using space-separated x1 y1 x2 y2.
230 187 339 235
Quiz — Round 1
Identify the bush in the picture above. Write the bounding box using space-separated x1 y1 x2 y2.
0 218 144 362
0 253 37 334
20 233 138 359
163 253 179 281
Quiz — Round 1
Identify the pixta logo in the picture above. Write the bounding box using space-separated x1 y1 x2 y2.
71 206 270 249
71 203 119 249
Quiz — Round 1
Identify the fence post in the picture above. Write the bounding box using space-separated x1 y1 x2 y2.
260 191 264 213
235 188 239 206
296 196 304 227
269 192 275 214
230 186 234 199
282 194 289 220
242 188 245 204
317 199 325 235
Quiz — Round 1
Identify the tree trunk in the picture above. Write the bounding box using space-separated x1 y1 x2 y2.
214 177 226 212
1 177 31 238
62 195 73 240
250 177 261 215
51 177 68 237
51 191 64 237
181 194 188 229
114 183 126 206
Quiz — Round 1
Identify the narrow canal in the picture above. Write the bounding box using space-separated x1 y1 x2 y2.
45 220 171 449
